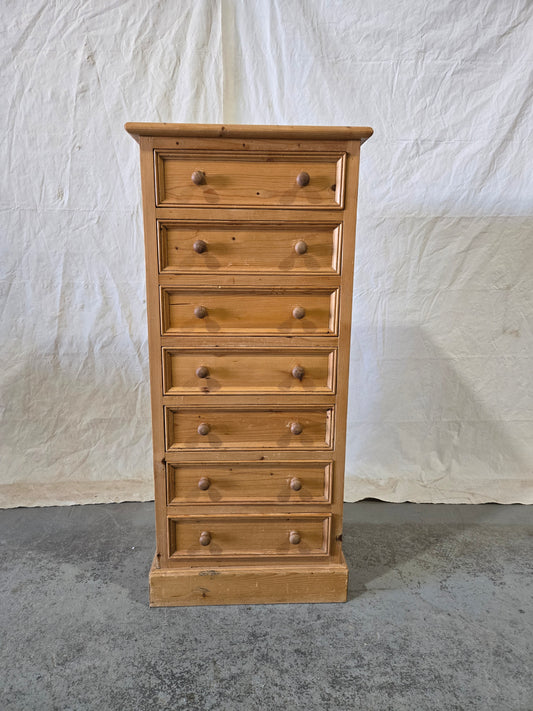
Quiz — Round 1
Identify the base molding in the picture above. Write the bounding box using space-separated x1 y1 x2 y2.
149 554 348 607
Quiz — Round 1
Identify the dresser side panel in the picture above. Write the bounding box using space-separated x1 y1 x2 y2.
329 140 362 562
139 137 167 566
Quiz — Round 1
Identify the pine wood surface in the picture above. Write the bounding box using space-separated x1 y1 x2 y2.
125 121 373 142
165 406 334 451
149 553 349 606
128 124 370 605
156 151 345 209
158 220 341 274
161 287 339 336
162 347 336 395
166 461 331 504
168 514 330 558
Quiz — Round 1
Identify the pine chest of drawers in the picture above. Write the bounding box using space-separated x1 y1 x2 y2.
125 122 372 606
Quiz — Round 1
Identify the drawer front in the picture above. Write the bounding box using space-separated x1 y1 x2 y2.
161 288 339 336
167 462 332 504
158 221 342 275
169 515 330 557
162 348 336 395
165 407 334 451
155 151 345 209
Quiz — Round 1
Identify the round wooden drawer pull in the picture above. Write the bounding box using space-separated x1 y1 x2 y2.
199 531 211 546
290 422 303 435
290 477 302 491
197 423 210 436
194 305 208 319
193 239 208 253
289 531 301 545
191 170 206 185
296 171 310 187
196 365 209 379
292 365 305 381
294 240 308 255
198 477 210 490
292 306 306 320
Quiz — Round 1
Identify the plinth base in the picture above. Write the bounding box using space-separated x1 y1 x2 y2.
149 555 348 607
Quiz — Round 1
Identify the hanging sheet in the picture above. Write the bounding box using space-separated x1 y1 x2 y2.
1 0 532 506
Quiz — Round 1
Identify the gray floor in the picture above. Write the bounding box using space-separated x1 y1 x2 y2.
0 502 531 711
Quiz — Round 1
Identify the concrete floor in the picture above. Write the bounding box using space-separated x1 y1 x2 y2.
0 502 531 711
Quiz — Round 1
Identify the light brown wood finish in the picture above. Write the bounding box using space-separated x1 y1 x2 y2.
162 347 336 395
165 406 334 451
161 287 339 336
166 461 332 504
138 137 168 568
158 221 342 274
149 555 349 606
156 151 345 208
126 122 373 142
169 514 330 557
126 122 371 606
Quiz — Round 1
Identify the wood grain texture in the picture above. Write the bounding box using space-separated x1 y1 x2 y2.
162 347 336 395
168 514 330 557
165 406 334 451
149 553 348 606
161 287 339 336
328 139 361 563
158 220 342 274
156 150 345 209
127 122 370 605
138 137 168 566
125 121 373 142
166 461 332 504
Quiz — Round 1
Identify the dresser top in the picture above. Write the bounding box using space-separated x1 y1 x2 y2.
124 122 373 143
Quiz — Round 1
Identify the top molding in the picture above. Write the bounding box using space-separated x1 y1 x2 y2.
124 122 373 144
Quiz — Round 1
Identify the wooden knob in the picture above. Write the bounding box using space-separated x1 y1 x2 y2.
196 365 209 379
292 365 305 381
198 477 210 490
289 531 301 545
296 171 310 187
199 531 211 546
193 239 208 253
290 477 302 491
191 170 206 185
290 422 303 435
194 305 208 319
292 306 305 320
197 423 210 436
294 240 307 255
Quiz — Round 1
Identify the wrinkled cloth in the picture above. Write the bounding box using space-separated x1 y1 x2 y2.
1 0 532 506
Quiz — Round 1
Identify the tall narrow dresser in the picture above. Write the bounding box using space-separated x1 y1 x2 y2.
125 123 372 606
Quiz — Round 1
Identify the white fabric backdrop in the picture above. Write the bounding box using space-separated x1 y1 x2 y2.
1 0 532 507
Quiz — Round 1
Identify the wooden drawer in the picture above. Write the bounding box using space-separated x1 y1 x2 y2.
158 220 342 275
167 461 332 504
160 287 339 336
155 151 345 209
162 348 336 395
165 406 334 451
168 515 331 558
